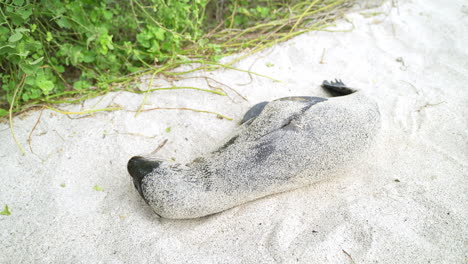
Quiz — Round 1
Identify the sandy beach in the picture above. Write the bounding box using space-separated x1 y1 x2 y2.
1 0 467 263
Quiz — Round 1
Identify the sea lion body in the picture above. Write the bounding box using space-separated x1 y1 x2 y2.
128 80 380 219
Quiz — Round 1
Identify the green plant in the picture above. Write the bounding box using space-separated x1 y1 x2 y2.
93 185 104 191
0 0 207 116
0 0 354 119
0 205 11 215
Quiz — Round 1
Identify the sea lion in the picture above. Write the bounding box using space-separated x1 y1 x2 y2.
128 80 380 219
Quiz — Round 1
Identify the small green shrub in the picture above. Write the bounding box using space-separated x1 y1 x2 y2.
0 0 207 115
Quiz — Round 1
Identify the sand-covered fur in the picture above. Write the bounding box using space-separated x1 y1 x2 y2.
129 83 380 219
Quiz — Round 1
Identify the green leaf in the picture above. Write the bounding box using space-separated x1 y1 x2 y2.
102 10 113 20
46 32 53 42
147 40 160 53
54 64 65 73
97 32 114 55
86 35 96 46
153 27 165 41
56 17 72 29
13 0 24 6
15 50 30 57
8 32 23 42
55 6 66 15
19 63 39 75
93 185 104 191
165 127 171 133
0 26 9 37
24 75 35 86
137 31 152 48
0 205 11 215
29 57 44 65
60 183 66 188
266 62 274 67
15 27 30 33
82 51 95 63
27 88 42 100
0 45 16 55
0 109 8 117
36 75 54 94
73 80 91 90
6 10 25 26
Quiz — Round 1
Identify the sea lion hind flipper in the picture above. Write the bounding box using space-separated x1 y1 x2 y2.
322 79 356 96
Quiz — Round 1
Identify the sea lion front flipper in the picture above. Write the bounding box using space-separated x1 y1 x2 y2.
240 101 269 125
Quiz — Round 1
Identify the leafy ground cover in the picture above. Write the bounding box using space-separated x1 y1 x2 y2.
0 0 354 120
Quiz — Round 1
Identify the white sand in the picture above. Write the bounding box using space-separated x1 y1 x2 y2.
1 0 467 263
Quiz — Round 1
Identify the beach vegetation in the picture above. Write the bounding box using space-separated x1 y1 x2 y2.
0 0 353 119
